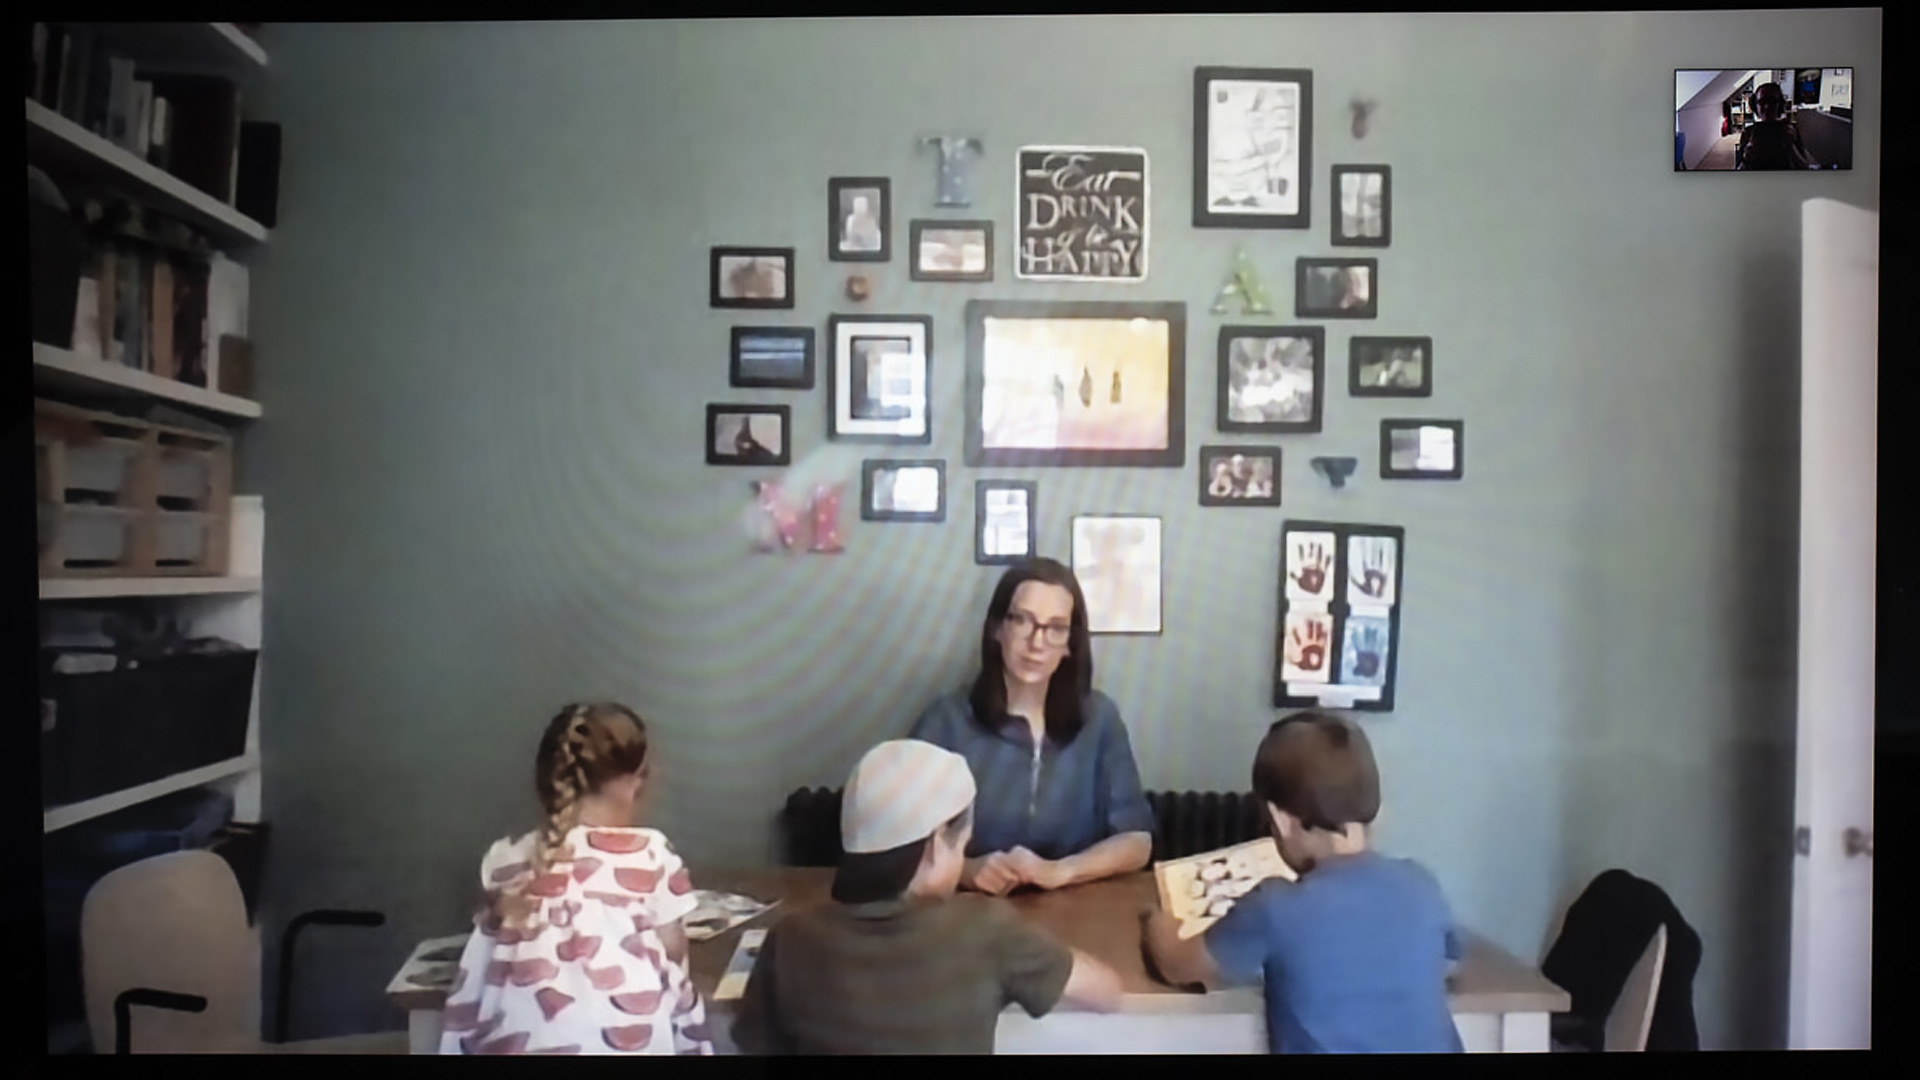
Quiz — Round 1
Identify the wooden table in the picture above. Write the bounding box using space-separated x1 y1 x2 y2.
387 867 1570 1054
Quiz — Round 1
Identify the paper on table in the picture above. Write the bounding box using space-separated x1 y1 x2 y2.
711 928 767 1001
1154 839 1297 940
684 890 779 942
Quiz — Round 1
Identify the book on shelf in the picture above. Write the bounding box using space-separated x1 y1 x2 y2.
1153 838 1298 940
74 242 220 388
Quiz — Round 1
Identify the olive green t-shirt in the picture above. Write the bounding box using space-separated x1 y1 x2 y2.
730 893 1075 1055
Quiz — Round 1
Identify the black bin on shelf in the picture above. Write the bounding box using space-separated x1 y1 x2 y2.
39 646 259 810
29 199 87 350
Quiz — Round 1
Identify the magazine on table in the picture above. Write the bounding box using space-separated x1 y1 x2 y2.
684 889 779 942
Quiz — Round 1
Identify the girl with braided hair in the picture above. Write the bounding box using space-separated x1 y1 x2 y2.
438 703 714 1055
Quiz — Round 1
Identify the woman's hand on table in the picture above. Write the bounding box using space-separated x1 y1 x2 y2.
1005 846 1072 890
964 852 1025 896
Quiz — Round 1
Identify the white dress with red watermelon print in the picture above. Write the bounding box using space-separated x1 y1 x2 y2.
437 825 715 1055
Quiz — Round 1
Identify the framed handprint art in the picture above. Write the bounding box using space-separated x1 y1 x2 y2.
1274 520 1405 712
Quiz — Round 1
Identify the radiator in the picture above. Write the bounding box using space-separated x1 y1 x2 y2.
780 787 1267 867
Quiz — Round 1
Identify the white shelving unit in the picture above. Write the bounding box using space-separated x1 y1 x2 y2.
33 343 264 420
38 576 262 600
43 754 261 834
86 22 269 73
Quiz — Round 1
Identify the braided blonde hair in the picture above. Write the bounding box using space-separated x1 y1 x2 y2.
498 702 650 929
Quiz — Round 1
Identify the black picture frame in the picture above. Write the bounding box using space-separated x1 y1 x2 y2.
861 459 946 523
1379 419 1464 480
828 177 891 263
909 219 995 282
1274 519 1406 713
964 299 1187 468
1329 165 1392 248
710 247 795 310
1348 336 1432 398
974 480 1038 566
705 404 792 467
1193 67 1314 230
1198 444 1282 507
729 326 816 390
1217 325 1326 435
1296 258 1378 319
827 314 933 444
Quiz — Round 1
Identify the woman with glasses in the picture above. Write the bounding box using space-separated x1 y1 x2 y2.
907 558 1155 896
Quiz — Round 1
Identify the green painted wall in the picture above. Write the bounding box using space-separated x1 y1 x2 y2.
244 13 1880 1048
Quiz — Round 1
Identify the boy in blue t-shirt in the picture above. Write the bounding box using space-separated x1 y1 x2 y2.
1142 712 1463 1053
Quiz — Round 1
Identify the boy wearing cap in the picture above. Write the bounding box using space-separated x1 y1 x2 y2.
732 740 1124 1054
1142 713 1463 1053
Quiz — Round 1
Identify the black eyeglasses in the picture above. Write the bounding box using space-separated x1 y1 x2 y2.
1004 610 1071 648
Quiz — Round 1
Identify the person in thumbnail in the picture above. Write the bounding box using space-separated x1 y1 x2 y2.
1737 82 1816 170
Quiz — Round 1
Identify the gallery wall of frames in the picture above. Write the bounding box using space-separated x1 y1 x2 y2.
702 67 1464 713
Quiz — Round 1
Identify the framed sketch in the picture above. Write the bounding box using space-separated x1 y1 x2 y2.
909 219 993 282
1380 419 1463 479
1349 336 1431 398
1193 67 1313 230
1072 514 1162 635
1330 165 1391 247
706 404 792 467
1275 519 1406 712
710 247 794 309
1199 444 1281 507
1296 258 1378 319
1154 838 1297 940
965 300 1187 468
829 177 891 263
730 326 816 390
975 480 1037 565
828 316 932 444
1014 146 1149 282
861 459 945 523
1218 325 1325 434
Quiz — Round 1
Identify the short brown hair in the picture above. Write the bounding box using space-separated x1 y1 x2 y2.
1251 712 1380 832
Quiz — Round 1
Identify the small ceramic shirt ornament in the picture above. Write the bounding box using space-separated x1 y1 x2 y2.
922 136 984 208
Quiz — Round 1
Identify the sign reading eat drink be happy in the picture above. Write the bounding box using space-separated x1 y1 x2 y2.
1015 146 1150 282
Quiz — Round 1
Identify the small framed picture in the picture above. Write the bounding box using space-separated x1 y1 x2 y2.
730 327 816 390
829 316 932 443
1071 514 1163 635
1199 445 1282 507
1282 529 1338 604
910 219 994 282
1218 325 1325 434
829 177 891 263
706 404 792 466
862 459 946 523
1275 518 1407 712
1380 419 1464 479
1279 609 1336 684
1296 258 1377 319
711 247 795 309
1349 336 1432 398
975 480 1037 565
1344 533 1400 607
1193 67 1313 230
1339 614 1393 687
1330 165 1391 247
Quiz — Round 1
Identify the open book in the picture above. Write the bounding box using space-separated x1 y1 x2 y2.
684 890 778 942
1153 838 1298 940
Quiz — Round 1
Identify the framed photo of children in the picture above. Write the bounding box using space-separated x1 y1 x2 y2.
1193 67 1313 230
1275 519 1405 712
828 315 933 443
1330 165 1391 247
910 220 994 282
1198 444 1281 507
975 480 1037 565
1296 258 1377 319
1348 336 1431 398
829 177 891 263
711 247 795 309
1218 325 1325 434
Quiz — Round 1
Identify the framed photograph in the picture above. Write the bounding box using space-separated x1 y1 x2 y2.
706 404 792 467
730 326 816 390
711 247 795 309
975 480 1037 565
1193 67 1313 230
1296 258 1377 319
1349 336 1431 398
828 316 932 443
1275 519 1406 712
1071 514 1162 635
910 219 994 282
1015 146 1149 282
1218 325 1325 434
861 459 946 523
1330 165 1391 247
965 300 1187 468
829 177 891 263
1199 444 1282 507
1380 419 1463 479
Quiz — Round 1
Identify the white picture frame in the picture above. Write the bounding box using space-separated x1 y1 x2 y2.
828 315 932 443
1071 514 1163 635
